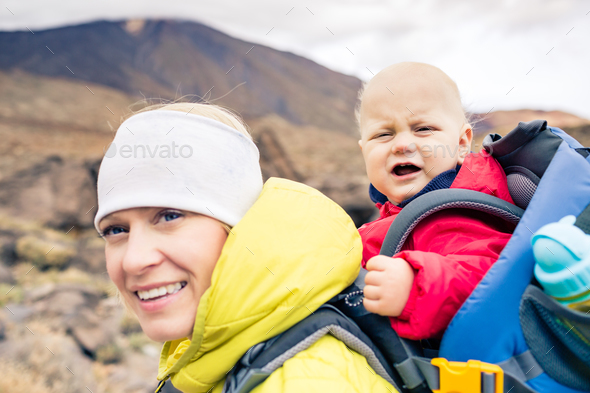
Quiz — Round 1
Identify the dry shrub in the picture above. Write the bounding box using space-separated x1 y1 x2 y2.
95 342 123 364
120 312 142 335
0 283 23 306
16 236 76 269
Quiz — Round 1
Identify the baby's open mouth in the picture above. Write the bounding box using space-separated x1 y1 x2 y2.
136 281 187 301
393 164 421 176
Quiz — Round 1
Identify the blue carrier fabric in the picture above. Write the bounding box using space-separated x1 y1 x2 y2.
440 122 590 392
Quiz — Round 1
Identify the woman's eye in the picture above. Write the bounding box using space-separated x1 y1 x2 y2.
161 210 183 222
100 226 126 237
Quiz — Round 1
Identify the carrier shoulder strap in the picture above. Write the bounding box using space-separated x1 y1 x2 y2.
222 304 402 393
379 189 524 257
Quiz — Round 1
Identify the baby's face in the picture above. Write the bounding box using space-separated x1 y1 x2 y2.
100 207 228 342
358 65 471 205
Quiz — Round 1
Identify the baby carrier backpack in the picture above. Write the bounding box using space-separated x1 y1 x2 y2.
216 120 590 393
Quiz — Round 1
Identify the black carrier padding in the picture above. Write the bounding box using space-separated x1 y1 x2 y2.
483 119 565 210
483 119 563 182
379 189 524 257
519 285 590 391
574 201 590 235
331 269 433 393
247 306 393 373
223 304 407 393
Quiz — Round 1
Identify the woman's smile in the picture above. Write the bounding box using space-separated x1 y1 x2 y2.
135 281 188 313
135 281 187 301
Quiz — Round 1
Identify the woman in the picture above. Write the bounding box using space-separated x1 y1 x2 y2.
95 102 396 392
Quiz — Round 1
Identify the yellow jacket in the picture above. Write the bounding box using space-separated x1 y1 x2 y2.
157 178 397 393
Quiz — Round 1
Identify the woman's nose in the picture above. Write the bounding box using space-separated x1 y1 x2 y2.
121 227 163 275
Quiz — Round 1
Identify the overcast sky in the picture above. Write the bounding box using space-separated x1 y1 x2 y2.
2 0 590 118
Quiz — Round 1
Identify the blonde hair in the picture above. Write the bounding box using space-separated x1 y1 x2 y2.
354 81 368 133
122 100 253 140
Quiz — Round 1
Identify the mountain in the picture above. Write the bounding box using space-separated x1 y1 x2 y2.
0 20 588 229
471 109 589 135
0 19 362 135
471 109 590 150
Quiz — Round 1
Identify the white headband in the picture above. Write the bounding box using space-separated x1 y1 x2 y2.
94 110 263 232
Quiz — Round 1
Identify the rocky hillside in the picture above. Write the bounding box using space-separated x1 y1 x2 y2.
472 110 590 150
471 109 589 136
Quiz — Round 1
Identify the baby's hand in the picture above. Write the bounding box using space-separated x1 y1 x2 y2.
363 256 415 317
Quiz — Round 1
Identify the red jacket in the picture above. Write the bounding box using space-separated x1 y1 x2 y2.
359 152 516 340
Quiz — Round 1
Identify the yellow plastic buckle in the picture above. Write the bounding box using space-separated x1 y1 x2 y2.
431 358 504 393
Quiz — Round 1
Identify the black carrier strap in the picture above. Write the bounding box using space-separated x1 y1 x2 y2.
222 305 404 393
379 189 525 257
331 269 433 393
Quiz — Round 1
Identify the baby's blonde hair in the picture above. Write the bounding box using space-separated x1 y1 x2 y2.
354 63 472 135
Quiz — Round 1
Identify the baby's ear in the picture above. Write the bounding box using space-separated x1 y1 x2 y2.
457 124 473 165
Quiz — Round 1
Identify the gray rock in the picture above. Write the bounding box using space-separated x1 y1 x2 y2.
66 307 119 357
141 343 160 358
38 289 87 316
28 282 101 303
0 316 5 340
0 156 100 230
0 233 18 266
71 234 107 273
26 282 56 302
3 302 34 323
0 262 14 284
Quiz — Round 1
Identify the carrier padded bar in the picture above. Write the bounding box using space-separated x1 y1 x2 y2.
380 189 525 257
483 120 563 182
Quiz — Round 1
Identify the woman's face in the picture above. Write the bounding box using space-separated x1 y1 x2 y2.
99 207 228 342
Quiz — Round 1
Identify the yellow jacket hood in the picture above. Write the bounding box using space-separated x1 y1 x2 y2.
157 178 362 392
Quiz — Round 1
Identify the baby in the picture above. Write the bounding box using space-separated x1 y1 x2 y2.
357 62 516 340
